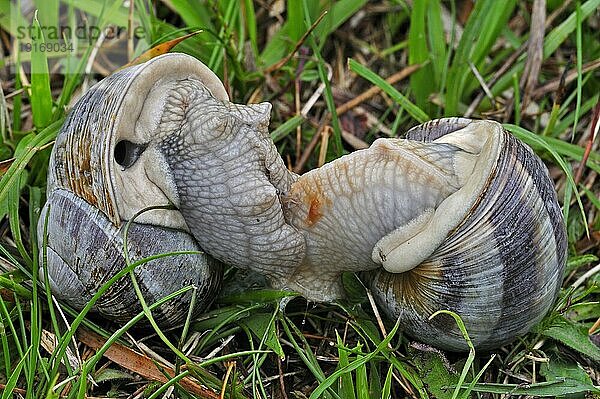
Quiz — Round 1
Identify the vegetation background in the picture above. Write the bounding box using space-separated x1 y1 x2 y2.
0 0 599 398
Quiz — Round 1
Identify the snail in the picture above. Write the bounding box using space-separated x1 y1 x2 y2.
39 53 566 351
37 53 225 325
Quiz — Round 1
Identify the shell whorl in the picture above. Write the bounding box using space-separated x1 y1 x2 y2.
40 53 228 325
371 118 567 350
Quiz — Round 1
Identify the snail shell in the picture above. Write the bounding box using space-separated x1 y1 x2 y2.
368 118 567 350
38 54 225 325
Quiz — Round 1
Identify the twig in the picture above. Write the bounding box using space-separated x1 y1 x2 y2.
293 64 421 172
465 43 526 117
341 129 369 149
293 117 330 173
519 0 546 111
336 63 423 116
571 263 600 289
295 76 302 163
465 0 573 117
366 288 388 341
318 126 331 167
531 59 600 99
264 11 327 74
199 335 235 362
588 317 600 334
574 101 600 184
77 327 219 399
300 63 332 116
469 61 495 109
219 362 235 399
0 383 27 395
83 29 107 93
277 354 289 399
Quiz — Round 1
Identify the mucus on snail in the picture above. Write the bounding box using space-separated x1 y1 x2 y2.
39 53 566 351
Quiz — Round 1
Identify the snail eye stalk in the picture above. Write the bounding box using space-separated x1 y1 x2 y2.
114 140 147 169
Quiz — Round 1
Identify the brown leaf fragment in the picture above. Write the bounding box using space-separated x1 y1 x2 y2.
122 31 202 68
0 157 14 175
77 327 219 399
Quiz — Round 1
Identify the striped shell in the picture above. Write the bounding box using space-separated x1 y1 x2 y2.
370 118 567 351
38 54 226 325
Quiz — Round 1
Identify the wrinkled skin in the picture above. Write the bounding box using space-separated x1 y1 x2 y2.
148 78 480 301
154 79 306 283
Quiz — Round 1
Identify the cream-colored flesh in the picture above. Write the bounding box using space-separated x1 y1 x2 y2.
110 53 228 230
279 122 500 299
373 121 501 273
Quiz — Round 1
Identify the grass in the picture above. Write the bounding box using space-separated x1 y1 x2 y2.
1 0 600 398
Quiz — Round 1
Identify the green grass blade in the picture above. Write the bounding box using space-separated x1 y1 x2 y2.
310 320 400 399
30 12 53 129
349 59 429 122
504 124 588 231
49 250 202 383
355 354 369 399
543 0 600 58
428 310 474 399
427 0 447 117
8 171 32 266
0 120 61 207
408 0 433 113
34 0 59 32
445 0 516 114
303 0 343 156
381 365 394 399
336 332 356 399
1 347 30 399
242 0 258 58
271 115 305 142
490 0 600 98
313 0 367 40
165 0 213 29
465 380 599 396
260 0 366 67
0 126 60 217
281 315 340 399
0 315 10 378
287 0 304 42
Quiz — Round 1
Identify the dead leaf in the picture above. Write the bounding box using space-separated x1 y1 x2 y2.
122 31 202 68
77 327 219 399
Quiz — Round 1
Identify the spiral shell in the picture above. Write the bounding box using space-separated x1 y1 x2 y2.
38 54 226 325
370 118 567 350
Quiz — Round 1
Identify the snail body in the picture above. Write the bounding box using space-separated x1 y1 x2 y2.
40 53 566 350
